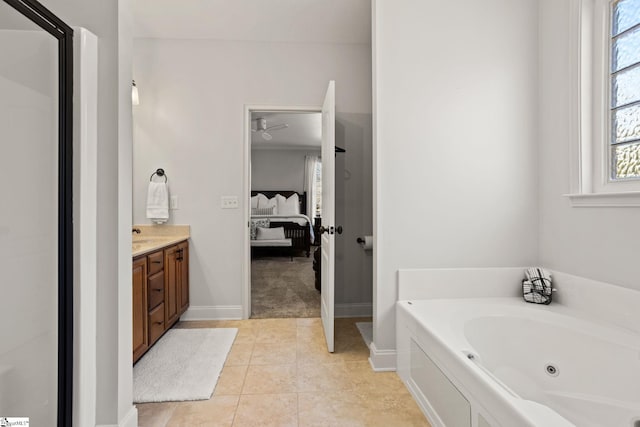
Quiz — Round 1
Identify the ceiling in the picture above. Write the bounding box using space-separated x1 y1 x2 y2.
133 0 371 43
251 111 321 150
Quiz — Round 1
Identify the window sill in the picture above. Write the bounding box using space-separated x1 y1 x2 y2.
564 191 640 207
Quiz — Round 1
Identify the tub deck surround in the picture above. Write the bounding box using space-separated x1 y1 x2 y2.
397 267 525 301
132 224 190 257
397 267 640 334
396 267 640 427
551 270 640 336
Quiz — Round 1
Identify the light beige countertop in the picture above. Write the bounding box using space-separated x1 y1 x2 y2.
132 225 190 257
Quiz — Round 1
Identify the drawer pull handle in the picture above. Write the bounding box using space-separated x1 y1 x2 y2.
151 261 162 264
154 321 163 325
153 288 162 292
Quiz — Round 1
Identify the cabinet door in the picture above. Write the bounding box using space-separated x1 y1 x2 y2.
132 257 148 363
164 245 179 327
178 241 189 314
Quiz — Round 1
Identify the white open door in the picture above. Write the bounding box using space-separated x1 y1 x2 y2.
320 81 336 352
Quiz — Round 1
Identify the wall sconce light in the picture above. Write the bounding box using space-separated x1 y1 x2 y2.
132 80 139 105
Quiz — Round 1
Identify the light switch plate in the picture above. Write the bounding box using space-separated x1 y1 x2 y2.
221 196 239 209
170 195 179 210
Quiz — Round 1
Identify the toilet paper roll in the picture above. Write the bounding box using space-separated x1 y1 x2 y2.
358 235 373 250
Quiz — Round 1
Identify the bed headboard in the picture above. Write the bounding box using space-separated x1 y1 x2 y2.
251 190 307 215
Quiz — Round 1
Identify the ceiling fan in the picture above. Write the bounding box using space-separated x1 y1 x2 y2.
252 117 289 140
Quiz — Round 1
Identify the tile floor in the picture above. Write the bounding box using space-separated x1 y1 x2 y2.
137 317 430 427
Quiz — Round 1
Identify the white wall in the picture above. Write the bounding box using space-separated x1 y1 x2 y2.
133 38 373 314
373 0 539 357
538 0 640 291
251 148 320 193
335 112 373 307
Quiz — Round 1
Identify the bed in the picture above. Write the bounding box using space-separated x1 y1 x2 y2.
250 190 314 257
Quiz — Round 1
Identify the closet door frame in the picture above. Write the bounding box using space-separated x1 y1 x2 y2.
3 0 74 425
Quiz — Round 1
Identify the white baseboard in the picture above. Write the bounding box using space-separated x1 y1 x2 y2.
369 342 397 371
97 405 137 427
335 303 372 318
182 304 369 320
181 305 243 321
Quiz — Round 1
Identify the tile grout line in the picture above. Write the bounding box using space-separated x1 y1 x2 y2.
231 334 253 427
246 336 256 366
153 401 177 427
296 329 300 427
229 395 240 427
296 391 300 427
239 336 257 394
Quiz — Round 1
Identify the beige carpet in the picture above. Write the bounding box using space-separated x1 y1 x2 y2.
251 255 319 318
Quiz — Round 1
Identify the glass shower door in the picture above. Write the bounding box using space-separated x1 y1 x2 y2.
0 1 73 425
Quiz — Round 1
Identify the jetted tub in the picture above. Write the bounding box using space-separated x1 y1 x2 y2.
396 297 640 427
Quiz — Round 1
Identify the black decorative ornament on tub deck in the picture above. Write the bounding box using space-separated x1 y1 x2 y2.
522 267 553 305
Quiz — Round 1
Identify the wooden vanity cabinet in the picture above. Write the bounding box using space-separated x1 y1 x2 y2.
148 302 166 345
164 241 190 327
177 241 189 314
132 240 189 364
147 258 165 348
164 246 180 328
132 257 148 362
147 270 165 310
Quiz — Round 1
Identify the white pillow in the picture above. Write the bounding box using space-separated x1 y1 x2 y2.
276 193 299 216
255 226 285 240
258 196 278 214
250 218 270 239
252 207 274 216
251 193 267 209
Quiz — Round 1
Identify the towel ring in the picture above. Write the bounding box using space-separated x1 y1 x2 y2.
150 168 168 182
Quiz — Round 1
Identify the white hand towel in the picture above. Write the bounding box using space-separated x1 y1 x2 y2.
146 181 169 224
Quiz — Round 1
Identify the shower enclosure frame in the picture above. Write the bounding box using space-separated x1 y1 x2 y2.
2 0 74 425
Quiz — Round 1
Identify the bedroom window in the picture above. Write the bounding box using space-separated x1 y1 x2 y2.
610 0 640 180
314 159 322 216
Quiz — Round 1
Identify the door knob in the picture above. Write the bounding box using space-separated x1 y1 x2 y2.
319 226 343 235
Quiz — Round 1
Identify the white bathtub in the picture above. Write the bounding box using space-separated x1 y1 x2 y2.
396 297 640 427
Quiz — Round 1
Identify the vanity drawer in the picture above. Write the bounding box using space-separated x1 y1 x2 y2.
148 250 164 275
148 303 165 345
147 271 164 310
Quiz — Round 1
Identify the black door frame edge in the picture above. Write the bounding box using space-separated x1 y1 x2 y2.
2 1 74 426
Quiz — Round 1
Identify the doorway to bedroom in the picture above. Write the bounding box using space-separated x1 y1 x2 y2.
248 110 323 318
